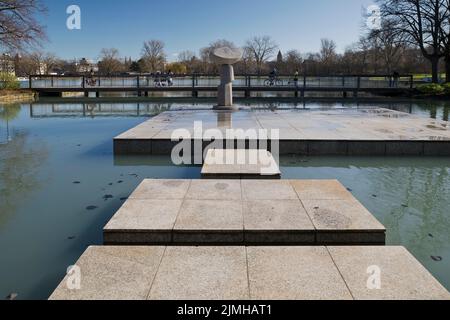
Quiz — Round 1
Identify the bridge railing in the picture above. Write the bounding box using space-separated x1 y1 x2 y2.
27 74 414 90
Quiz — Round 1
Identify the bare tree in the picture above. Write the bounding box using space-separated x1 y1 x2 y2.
319 38 338 73
284 50 303 73
378 0 448 82
245 36 278 74
367 20 405 74
98 48 123 75
12 51 56 75
141 40 166 73
177 50 196 63
0 0 47 50
200 39 236 73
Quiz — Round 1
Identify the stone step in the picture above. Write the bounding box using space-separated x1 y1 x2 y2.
201 149 281 179
49 246 450 300
103 179 386 245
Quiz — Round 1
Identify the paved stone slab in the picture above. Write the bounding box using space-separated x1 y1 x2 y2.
129 179 190 200
243 200 315 244
247 247 353 300
114 109 450 156
104 199 182 244
103 179 385 245
148 247 249 300
49 246 165 300
50 246 450 300
242 180 298 200
173 200 244 244
291 180 353 200
328 246 450 300
202 149 281 179
186 180 242 200
302 199 386 245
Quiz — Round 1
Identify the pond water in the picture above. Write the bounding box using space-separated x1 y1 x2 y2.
0 100 449 299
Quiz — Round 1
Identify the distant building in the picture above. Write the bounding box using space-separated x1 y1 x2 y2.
277 50 283 64
76 58 98 73
0 53 16 75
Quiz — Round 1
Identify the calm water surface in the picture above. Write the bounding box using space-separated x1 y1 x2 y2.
0 100 449 299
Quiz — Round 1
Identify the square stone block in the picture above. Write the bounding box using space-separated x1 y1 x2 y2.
243 200 315 244
278 140 308 155
348 141 386 156
50 246 165 300
385 141 424 155
302 199 385 233
129 179 190 200
113 139 151 155
151 139 181 155
308 141 348 156
148 247 249 300
244 231 315 244
328 246 450 300
247 247 352 300
291 180 353 200
242 180 298 200
103 199 182 245
243 200 314 231
316 231 386 245
186 180 242 200
105 199 181 231
423 142 450 156
103 231 172 245
173 200 244 243
201 149 281 179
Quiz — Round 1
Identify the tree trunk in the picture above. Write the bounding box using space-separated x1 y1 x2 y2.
445 56 450 83
430 56 440 83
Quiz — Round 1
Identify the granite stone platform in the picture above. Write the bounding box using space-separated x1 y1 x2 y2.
49 246 450 300
103 179 386 245
113 108 450 156
201 149 281 179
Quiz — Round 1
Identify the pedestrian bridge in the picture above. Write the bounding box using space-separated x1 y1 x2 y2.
27 74 415 98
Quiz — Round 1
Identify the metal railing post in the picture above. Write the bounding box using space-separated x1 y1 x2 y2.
29 75 32 89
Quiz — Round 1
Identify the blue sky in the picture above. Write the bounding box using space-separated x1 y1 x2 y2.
41 0 374 61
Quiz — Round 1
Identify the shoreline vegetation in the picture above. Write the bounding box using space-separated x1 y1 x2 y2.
0 89 36 104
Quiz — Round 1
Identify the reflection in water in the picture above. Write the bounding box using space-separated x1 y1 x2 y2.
0 132 48 227
217 112 232 128
0 104 21 144
27 99 450 121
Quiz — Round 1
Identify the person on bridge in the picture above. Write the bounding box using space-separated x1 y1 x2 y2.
294 70 299 87
393 71 400 88
269 68 278 80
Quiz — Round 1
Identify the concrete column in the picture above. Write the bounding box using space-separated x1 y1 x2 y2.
217 64 235 108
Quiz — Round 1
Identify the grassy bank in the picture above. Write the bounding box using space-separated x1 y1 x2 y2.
0 89 36 104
